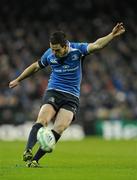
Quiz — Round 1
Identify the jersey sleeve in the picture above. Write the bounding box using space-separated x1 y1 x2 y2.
38 48 51 68
71 42 89 56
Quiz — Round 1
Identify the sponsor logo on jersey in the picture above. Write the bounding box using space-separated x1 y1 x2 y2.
63 65 70 69
48 97 55 103
50 59 57 64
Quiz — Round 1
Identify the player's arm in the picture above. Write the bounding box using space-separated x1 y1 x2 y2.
9 61 41 88
87 22 125 53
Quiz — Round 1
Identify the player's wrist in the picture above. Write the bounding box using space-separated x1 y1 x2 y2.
16 77 21 82
109 32 114 39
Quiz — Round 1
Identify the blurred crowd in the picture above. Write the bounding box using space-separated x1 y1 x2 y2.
0 0 137 132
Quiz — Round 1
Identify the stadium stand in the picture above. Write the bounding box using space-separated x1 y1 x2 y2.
0 0 137 135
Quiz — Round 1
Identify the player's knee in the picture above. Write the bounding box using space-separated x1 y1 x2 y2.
37 110 53 126
36 116 50 126
54 124 66 134
37 119 48 126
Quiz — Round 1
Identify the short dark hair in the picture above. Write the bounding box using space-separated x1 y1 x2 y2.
49 31 67 47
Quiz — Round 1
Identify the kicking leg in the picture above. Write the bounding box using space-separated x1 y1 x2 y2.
23 104 56 162
31 108 74 164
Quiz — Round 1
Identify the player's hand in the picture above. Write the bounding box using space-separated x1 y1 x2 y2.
9 79 20 88
112 22 125 37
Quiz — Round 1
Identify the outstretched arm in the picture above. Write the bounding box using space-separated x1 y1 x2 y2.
87 22 125 53
9 61 41 88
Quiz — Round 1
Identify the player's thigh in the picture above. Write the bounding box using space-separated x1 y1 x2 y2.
36 104 56 125
53 108 74 134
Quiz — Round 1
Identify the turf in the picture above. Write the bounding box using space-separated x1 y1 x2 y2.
0 137 137 180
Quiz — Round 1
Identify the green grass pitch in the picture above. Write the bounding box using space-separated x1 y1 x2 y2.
0 137 137 180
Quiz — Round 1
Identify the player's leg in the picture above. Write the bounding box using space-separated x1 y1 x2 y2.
53 108 74 134
23 104 56 162
31 108 74 164
29 91 78 166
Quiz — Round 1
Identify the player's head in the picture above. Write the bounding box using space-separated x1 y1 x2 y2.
49 31 69 58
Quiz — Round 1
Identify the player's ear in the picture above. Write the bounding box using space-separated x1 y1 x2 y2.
64 44 68 50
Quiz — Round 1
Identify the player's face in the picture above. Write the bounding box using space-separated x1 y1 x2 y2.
50 43 68 58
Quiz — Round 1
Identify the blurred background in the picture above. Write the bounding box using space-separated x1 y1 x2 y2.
0 0 137 140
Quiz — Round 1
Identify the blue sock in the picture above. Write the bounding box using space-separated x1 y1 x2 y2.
33 148 46 162
26 123 43 150
51 129 61 142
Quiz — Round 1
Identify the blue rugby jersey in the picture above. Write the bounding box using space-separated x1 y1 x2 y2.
38 42 89 97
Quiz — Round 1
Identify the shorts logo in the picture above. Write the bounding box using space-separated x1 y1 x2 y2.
48 97 55 103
